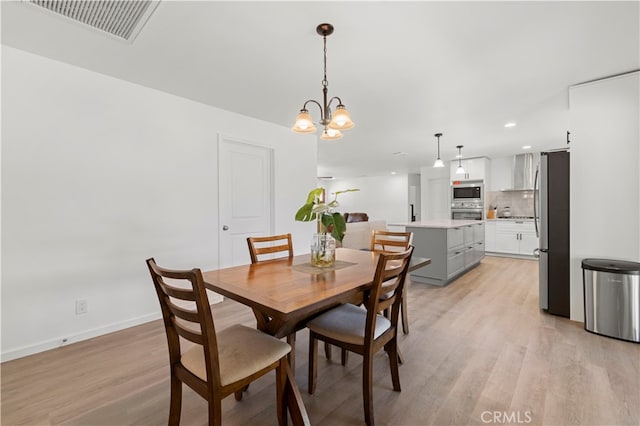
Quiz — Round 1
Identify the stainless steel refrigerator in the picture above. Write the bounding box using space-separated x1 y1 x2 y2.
534 150 570 317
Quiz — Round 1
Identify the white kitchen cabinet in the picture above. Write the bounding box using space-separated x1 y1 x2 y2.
495 227 521 253
450 157 490 183
491 220 538 256
485 221 496 251
489 157 513 191
519 228 539 257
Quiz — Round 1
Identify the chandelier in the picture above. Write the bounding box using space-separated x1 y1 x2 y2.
291 23 355 140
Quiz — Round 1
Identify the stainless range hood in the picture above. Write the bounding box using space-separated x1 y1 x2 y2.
506 153 536 190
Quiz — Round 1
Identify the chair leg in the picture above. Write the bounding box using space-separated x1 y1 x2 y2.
287 333 296 372
308 335 318 394
208 398 222 426
341 348 349 366
401 287 409 334
363 352 375 426
324 341 332 360
276 358 288 426
385 339 402 392
168 375 182 426
234 390 243 401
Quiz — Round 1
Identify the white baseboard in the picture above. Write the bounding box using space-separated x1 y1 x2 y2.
1 312 162 362
1 295 225 363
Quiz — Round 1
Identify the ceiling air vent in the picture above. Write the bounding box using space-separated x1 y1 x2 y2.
28 0 160 42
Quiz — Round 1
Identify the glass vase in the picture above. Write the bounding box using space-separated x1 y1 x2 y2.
310 233 336 267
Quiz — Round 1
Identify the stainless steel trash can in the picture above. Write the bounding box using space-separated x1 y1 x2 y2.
582 258 640 343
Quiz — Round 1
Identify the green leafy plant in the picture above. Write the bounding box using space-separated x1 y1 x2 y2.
295 187 359 242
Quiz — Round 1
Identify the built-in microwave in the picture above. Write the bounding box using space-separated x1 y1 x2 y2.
452 180 484 203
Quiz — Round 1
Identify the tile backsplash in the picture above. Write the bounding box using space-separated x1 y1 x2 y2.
486 190 535 217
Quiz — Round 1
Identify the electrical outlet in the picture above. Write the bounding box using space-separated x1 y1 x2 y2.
75 299 88 315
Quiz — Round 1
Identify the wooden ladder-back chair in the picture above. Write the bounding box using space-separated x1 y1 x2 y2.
246 233 300 368
370 229 413 335
146 258 291 426
247 233 294 264
306 246 414 426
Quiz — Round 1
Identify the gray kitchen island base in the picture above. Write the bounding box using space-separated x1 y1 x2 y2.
392 220 485 286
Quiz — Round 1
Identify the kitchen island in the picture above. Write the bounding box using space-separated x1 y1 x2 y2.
391 220 485 286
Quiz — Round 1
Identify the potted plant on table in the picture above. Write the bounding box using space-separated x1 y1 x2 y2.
295 187 359 267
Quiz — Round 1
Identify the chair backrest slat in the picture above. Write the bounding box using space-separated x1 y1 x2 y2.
370 230 413 253
146 258 223 387
173 319 205 345
166 302 201 324
158 280 198 301
247 233 294 264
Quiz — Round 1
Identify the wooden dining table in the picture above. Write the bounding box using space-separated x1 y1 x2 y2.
202 248 431 361
202 247 430 425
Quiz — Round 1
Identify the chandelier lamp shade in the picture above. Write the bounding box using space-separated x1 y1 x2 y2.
455 145 466 175
433 133 445 168
291 23 355 140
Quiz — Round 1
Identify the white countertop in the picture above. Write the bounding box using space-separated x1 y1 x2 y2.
390 220 483 229
486 218 535 222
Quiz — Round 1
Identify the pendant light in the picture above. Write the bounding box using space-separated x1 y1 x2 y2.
433 133 444 168
455 145 466 175
291 23 354 140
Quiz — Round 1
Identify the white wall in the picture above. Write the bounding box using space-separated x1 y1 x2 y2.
1 47 317 360
408 173 421 222
420 165 451 220
321 175 410 224
569 71 640 322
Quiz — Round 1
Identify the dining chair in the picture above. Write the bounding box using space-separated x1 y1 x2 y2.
370 229 413 335
246 233 299 368
146 258 291 426
306 246 414 426
247 233 294 263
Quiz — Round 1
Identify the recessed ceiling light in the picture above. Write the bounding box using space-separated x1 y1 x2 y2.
392 151 408 156
522 145 532 150
391 171 397 175
504 122 517 128
317 176 335 180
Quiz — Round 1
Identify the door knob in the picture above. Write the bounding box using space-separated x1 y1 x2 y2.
222 225 229 231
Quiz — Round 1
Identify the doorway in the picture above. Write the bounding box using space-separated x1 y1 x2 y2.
218 135 274 267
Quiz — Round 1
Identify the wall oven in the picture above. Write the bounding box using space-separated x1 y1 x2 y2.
451 207 483 220
451 180 484 220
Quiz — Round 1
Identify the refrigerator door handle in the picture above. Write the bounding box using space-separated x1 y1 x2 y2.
533 164 539 238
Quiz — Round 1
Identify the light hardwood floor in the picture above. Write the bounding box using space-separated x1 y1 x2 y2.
2 256 639 425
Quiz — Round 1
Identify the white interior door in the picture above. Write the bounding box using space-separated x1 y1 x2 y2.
219 136 273 267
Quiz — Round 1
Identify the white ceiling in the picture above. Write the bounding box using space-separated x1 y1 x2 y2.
2 1 639 178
